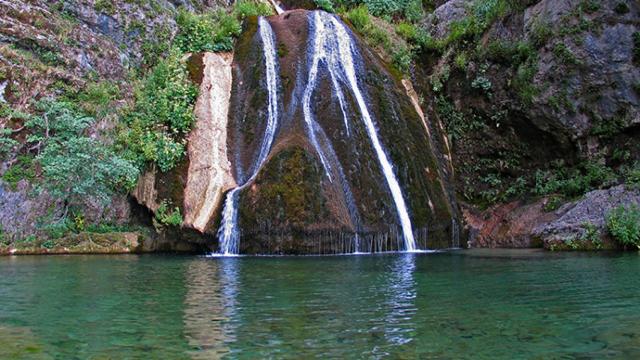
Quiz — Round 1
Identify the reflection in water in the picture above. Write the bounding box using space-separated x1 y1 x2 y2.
2 253 640 358
183 259 239 359
383 254 417 348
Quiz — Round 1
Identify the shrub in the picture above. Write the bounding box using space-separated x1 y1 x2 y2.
155 200 183 227
174 9 242 53
534 161 616 198
120 48 198 171
94 0 115 15
553 42 581 65
21 100 139 210
512 59 538 104
345 5 371 32
0 127 19 158
74 81 120 118
364 0 400 18
606 205 640 249
314 0 335 12
392 47 412 73
234 0 274 18
395 22 417 40
529 20 553 49
580 0 600 14
35 125 139 208
1 155 36 190
624 162 640 190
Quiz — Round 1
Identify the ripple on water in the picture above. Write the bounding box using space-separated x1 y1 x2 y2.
0 251 639 358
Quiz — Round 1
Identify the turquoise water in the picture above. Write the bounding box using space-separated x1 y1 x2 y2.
1 250 639 359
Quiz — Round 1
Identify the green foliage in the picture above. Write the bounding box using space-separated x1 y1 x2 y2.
94 0 115 15
234 0 274 18
512 59 539 104
395 22 417 40
614 2 630 14
37 130 139 207
41 215 141 240
120 49 198 171
26 100 139 207
155 200 183 227
1 155 35 190
363 0 397 18
590 110 627 138
141 24 172 69
543 195 564 212
345 5 371 32
454 52 468 70
552 42 581 65
315 0 336 12
174 9 242 53
443 0 511 48
534 161 616 198
74 81 120 118
579 0 600 14
606 205 640 249
392 47 413 73
471 64 492 94
581 222 602 249
435 96 484 141
623 162 640 190
529 20 553 49
0 127 19 158
481 40 534 65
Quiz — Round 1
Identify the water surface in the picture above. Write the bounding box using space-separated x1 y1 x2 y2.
1 250 639 358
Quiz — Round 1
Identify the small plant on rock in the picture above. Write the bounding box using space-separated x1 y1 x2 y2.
606 205 640 249
155 200 183 227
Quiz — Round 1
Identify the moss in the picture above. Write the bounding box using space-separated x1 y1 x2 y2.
240 147 327 229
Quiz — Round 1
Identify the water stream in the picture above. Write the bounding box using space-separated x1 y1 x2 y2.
304 11 417 251
216 17 280 255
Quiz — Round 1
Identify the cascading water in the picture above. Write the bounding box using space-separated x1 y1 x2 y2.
303 11 418 252
216 17 280 255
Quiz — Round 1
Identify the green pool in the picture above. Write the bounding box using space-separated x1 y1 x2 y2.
1 250 639 358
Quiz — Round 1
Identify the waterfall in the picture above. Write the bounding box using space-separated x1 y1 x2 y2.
268 0 285 14
304 11 417 252
216 17 280 255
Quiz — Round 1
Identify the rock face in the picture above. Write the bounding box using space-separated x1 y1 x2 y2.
0 0 229 244
465 185 640 250
416 0 640 247
183 52 236 233
464 199 554 248
534 186 640 246
226 10 460 254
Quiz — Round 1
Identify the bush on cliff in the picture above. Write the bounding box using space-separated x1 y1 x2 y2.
174 9 242 53
118 48 198 172
25 100 139 211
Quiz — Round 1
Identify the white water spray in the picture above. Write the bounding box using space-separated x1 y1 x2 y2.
267 0 285 14
304 12 417 251
216 17 280 255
